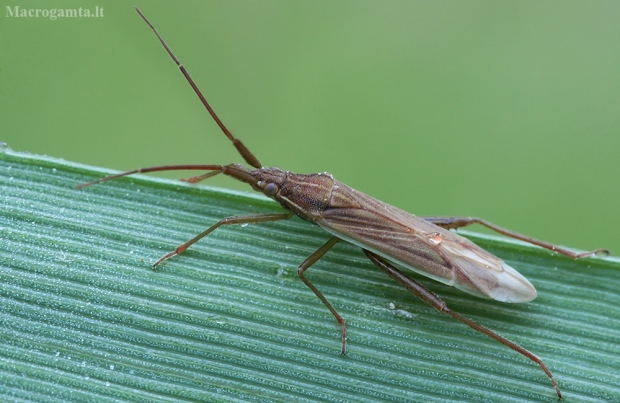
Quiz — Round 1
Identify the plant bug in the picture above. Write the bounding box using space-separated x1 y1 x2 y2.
77 8 609 399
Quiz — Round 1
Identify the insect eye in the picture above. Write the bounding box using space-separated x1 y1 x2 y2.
264 182 278 196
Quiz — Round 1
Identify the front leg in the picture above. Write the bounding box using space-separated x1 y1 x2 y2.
153 213 292 268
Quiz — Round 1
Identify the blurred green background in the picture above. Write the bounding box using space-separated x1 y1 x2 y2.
2 0 619 254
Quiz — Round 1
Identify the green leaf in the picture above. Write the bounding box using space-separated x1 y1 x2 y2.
1 147 619 403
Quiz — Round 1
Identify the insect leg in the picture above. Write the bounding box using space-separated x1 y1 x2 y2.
297 237 348 354
423 216 609 259
153 213 292 268
363 249 562 399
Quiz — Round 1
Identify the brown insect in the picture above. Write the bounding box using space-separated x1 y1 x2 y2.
78 8 609 399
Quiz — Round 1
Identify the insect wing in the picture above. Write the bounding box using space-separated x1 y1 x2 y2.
316 182 536 302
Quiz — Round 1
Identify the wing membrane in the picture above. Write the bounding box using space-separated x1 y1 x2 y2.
317 182 536 302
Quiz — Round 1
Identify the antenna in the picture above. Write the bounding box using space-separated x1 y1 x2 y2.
135 7 262 169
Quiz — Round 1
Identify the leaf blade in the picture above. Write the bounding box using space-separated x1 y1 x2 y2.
1 148 619 402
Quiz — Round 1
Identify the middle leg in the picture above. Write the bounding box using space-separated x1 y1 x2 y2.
297 237 348 354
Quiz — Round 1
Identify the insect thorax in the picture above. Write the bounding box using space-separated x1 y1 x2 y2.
254 168 335 223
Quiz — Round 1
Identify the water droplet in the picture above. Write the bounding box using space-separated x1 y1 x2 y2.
426 232 443 245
